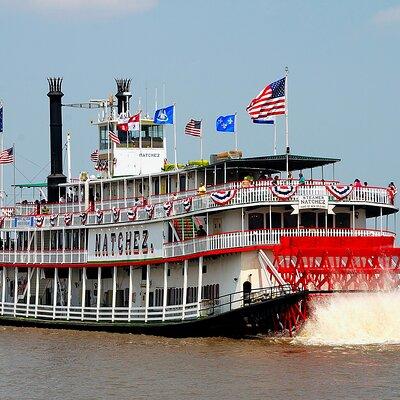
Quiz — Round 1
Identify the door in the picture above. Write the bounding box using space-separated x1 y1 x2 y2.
243 281 252 306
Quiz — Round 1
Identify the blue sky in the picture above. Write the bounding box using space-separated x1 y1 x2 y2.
0 0 399 200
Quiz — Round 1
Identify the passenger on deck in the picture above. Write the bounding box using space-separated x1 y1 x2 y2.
364 181 368 187
298 173 305 185
272 175 279 186
198 183 207 195
388 182 397 204
196 225 207 237
41 205 50 214
171 193 177 201
353 179 362 188
134 197 141 206
288 171 293 179
59 195 65 203
241 177 252 188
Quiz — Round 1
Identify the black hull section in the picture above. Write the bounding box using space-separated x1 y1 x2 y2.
0 292 307 338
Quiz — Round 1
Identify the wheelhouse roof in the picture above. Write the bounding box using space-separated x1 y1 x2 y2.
13 182 47 188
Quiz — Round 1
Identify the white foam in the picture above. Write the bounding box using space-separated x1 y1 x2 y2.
294 292 400 346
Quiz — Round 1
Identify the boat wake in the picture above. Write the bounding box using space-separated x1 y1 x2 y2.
293 292 400 346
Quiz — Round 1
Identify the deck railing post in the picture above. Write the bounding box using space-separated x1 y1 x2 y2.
53 267 58 319
96 266 101 322
67 267 71 321
112 266 117 322
128 265 133 322
197 257 203 317
26 267 31 317
13 267 18 317
162 262 168 322
182 260 188 320
35 268 39 318
1 266 5 315
81 267 86 321
145 264 150 322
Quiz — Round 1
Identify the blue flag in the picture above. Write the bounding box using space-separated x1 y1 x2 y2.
216 114 235 133
0 106 3 133
154 105 174 125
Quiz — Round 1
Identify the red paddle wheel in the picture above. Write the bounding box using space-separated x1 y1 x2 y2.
265 236 400 335
273 236 400 292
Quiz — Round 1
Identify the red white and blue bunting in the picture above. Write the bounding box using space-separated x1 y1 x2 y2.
96 209 103 224
50 213 58 227
35 216 44 228
128 206 137 221
163 201 173 216
210 189 237 205
270 185 297 200
326 184 353 200
64 213 72 226
0 217 4 228
183 197 192 212
145 204 154 219
112 207 120 223
80 212 88 225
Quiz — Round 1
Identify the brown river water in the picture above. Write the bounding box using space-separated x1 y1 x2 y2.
0 326 399 400
1 293 400 399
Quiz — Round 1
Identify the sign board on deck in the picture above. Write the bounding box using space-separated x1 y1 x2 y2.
292 195 335 214
87 221 164 262
298 195 329 210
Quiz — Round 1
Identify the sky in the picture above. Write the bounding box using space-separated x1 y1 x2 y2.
0 0 400 202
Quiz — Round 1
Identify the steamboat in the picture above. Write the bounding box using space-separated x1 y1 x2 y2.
0 78 398 337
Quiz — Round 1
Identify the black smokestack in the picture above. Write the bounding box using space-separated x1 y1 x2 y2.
115 78 132 115
47 77 66 202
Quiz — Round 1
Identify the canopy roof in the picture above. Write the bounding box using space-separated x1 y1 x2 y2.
13 182 47 188
212 154 340 172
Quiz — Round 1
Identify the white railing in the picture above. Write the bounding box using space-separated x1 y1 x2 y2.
8 184 395 229
0 302 198 322
163 228 395 258
0 250 87 265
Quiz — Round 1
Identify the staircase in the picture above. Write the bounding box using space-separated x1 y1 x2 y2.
173 217 196 240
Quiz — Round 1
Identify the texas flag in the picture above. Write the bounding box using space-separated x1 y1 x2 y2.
117 111 140 132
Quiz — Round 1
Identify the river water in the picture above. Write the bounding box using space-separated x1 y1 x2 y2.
1 292 400 399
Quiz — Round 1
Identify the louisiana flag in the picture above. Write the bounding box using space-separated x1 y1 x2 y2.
154 105 174 125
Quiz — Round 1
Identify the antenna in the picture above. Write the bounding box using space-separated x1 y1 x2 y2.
145 83 148 118
155 87 158 111
162 82 166 107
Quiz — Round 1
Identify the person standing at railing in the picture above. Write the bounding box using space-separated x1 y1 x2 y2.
388 182 397 205
198 183 207 195
196 225 207 237
298 173 305 185
353 178 362 188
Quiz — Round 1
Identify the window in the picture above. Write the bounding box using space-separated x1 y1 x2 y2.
99 126 108 150
202 264 207 274
141 266 147 281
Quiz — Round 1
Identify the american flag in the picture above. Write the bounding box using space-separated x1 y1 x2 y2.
0 147 13 164
90 150 99 162
184 119 202 137
246 77 286 120
109 130 120 145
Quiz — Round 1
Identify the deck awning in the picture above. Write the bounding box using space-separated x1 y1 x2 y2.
12 182 47 188
211 154 340 172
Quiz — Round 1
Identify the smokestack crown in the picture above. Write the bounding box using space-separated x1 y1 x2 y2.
47 77 64 96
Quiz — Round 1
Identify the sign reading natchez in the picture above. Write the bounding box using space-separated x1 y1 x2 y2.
87 222 164 262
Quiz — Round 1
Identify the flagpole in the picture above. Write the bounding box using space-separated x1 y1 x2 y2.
173 104 177 169
13 143 16 206
285 66 289 177
273 118 277 155
107 118 111 179
234 113 238 151
200 120 203 161
139 111 142 174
